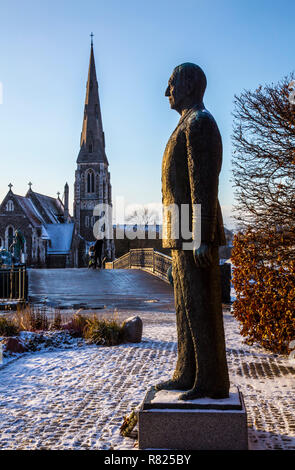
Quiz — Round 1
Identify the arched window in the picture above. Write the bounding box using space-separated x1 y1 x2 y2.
89 143 93 153
103 181 106 202
5 226 14 250
85 216 89 228
87 170 95 193
23 237 27 255
6 200 14 212
8 227 14 248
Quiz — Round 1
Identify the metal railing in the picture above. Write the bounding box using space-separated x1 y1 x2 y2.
110 248 172 282
108 248 232 303
0 265 28 301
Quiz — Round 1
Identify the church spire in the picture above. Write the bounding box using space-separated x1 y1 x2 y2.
77 36 108 164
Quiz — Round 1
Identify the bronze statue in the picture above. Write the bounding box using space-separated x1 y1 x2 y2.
9 229 25 264
156 63 230 400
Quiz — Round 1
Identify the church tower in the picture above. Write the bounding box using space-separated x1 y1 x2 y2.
74 36 114 262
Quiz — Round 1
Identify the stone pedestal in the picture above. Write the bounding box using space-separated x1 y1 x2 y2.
138 386 248 450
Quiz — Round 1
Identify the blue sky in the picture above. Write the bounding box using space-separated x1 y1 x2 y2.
1 0 295 229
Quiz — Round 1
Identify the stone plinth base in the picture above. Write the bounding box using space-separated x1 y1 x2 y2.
138 386 248 450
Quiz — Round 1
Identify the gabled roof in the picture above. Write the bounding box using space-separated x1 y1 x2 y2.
14 195 44 227
0 190 43 228
0 188 75 257
0 188 69 229
26 190 65 224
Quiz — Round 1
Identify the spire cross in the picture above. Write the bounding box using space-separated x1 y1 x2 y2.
28 182 32 190
90 32 94 46
8 183 13 191
57 191 60 199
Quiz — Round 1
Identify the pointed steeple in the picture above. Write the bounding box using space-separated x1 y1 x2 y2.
77 38 108 164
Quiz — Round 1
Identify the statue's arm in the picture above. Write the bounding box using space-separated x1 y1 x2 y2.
185 116 222 265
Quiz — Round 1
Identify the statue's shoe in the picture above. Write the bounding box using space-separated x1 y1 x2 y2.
178 388 229 401
155 378 193 391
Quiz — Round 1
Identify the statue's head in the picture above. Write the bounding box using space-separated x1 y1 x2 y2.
165 63 207 113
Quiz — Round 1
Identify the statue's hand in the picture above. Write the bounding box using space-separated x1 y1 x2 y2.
193 243 213 268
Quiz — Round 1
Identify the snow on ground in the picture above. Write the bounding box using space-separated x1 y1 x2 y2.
0 310 295 450
0 330 84 368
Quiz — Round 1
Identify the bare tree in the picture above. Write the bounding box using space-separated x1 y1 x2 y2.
126 206 159 225
231 75 295 351
232 74 295 236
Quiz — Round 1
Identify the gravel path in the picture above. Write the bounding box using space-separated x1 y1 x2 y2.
0 309 295 450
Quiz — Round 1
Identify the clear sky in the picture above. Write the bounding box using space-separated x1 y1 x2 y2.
1 0 295 229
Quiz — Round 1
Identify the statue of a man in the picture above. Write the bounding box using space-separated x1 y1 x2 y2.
156 63 230 400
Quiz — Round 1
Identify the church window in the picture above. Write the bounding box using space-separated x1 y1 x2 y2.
87 170 95 193
5 226 14 250
85 216 89 228
89 143 93 153
0 237 2 248
6 200 14 211
103 181 106 201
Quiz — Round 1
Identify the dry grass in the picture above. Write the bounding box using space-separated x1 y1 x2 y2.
84 314 123 346
13 305 49 332
1 305 123 346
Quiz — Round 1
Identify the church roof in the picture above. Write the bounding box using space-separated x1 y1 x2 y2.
26 190 65 224
10 195 43 227
1 187 70 233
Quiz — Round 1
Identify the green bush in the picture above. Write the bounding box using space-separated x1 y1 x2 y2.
50 311 62 330
84 316 123 346
0 316 20 337
64 312 88 337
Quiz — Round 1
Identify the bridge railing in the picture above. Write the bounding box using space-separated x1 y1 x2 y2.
106 248 232 303
108 248 172 282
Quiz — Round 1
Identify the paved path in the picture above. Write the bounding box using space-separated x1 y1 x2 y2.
28 268 174 312
0 307 295 450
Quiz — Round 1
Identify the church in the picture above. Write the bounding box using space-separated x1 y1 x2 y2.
0 38 114 268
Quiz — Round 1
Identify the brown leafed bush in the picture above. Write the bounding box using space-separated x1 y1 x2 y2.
231 229 295 354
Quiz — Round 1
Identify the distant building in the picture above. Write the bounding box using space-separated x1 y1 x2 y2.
0 38 115 268
0 183 74 267
73 37 115 266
